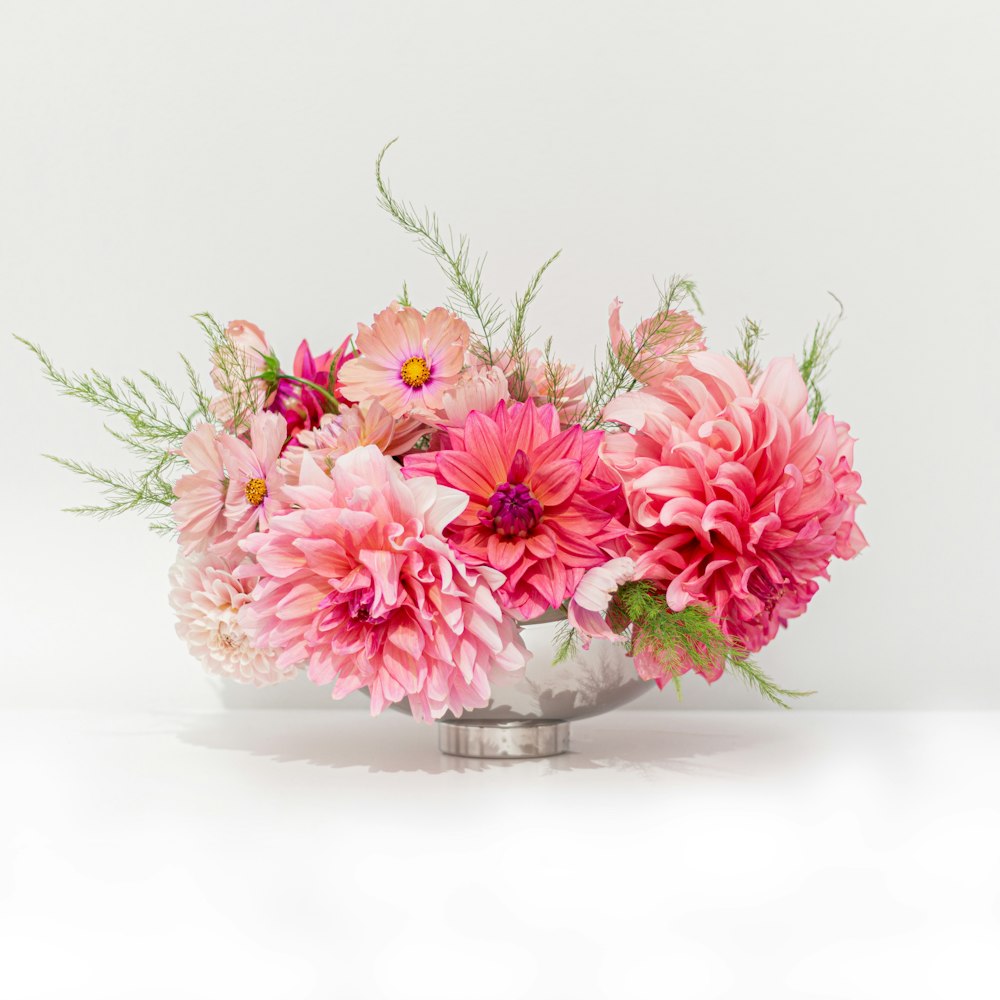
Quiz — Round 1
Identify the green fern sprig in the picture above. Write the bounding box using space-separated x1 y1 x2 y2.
375 139 560 381
800 293 843 421
581 275 701 429
730 317 766 382
16 323 226 525
618 581 813 708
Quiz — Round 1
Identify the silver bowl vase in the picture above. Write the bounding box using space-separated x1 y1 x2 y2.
393 614 651 759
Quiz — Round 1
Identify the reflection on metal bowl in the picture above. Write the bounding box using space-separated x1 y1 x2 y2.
391 615 651 759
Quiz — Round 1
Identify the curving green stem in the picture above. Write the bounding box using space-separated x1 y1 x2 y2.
254 373 340 415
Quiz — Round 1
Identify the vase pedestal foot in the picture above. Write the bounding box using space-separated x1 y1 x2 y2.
437 719 570 759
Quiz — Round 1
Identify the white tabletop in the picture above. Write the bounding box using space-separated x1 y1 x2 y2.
2 708 997 999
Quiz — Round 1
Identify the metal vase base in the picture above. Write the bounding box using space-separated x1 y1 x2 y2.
437 719 570 759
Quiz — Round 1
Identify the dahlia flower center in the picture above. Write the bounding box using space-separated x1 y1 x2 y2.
748 571 786 613
480 482 543 538
244 477 268 506
400 356 431 388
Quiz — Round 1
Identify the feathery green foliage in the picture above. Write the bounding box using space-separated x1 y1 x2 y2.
800 294 843 421
375 139 560 376
505 250 562 400
16 316 247 526
618 581 813 708
730 317 766 382
581 275 702 429
552 618 582 666
193 312 262 437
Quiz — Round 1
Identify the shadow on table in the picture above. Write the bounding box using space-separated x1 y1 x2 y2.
175 711 780 777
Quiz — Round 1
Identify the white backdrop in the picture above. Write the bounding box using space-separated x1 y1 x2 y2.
2 0 998 711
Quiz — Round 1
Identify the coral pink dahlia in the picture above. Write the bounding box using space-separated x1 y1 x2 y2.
602 352 867 653
169 552 294 686
240 445 527 721
404 400 628 619
337 306 471 418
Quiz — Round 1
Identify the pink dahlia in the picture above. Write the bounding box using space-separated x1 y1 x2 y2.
216 411 289 543
278 401 427 484
172 422 229 555
404 400 628 619
608 298 705 391
337 306 470 418
169 552 294 686
602 352 867 653
440 364 511 425
268 336 354 440
241 445 527 721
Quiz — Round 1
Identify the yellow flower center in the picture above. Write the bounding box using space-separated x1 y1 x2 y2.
400 355 431 388
244 477 268 507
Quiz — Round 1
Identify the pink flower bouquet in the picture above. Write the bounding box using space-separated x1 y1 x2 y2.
21 142 866 721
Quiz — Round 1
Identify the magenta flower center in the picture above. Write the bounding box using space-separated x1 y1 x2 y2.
480 482 543 538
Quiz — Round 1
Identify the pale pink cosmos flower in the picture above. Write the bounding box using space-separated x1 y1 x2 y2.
217 410 289 543
602 352 867 656
169 552 295 686
608 298 705 391
172 422 230 556
278 401 427 484
241 445 527 722
337 306 471 418
568 557 636 644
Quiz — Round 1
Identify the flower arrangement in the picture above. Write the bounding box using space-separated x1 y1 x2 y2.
19 142 866 720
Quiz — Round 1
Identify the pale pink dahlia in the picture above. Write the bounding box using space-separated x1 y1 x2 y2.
608 298 705 391
172 422 229 555
337 306 470 418
169 552 294 686
277 401 427 484
217 411 289 543
602 352 867 653
241 446 527 722
440 364 511 425
404 400 628 619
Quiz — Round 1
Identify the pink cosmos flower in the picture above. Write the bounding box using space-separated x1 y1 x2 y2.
216 411 289 543
241 445 527 722
210 320 275 429
268 336 354 440
403 400 628 620
278 401 427 484
608 298 705 391
602 352 867 654
169 551 295 686
337 306 471 418
567 557 635 644
172 422 230 555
